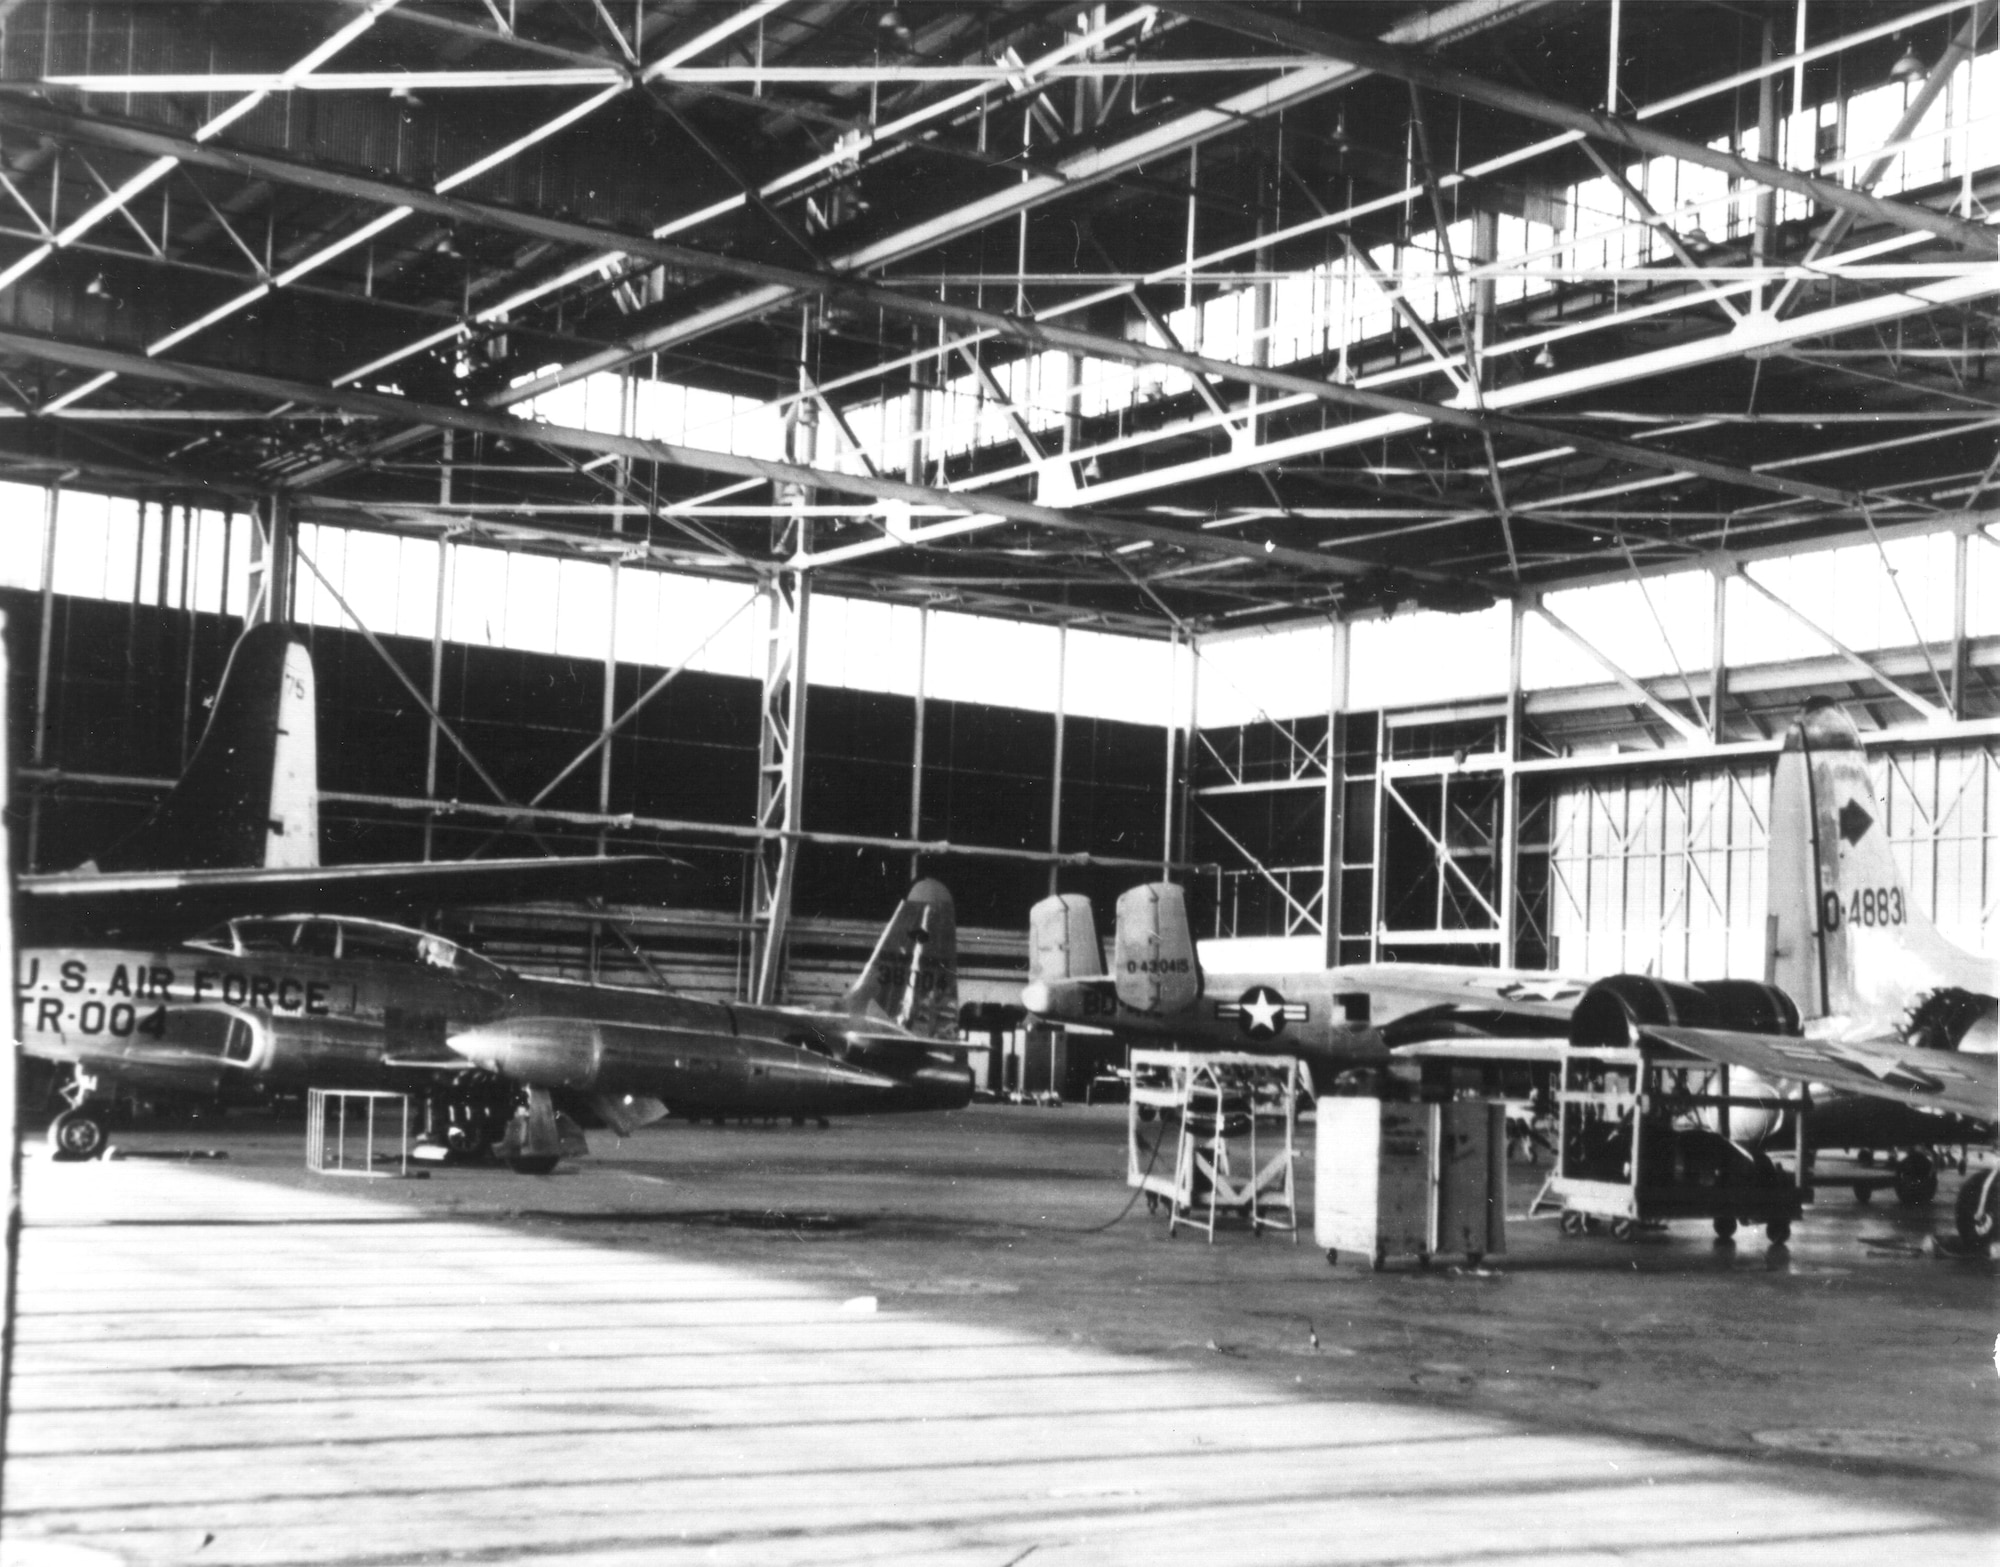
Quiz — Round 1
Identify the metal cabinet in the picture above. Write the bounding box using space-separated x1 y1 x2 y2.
1314 1098 1507 1270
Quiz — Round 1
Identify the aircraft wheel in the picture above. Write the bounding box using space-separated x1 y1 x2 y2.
1851 1183 1873 1204
1954 1169 1999 1245
1325 1248 1338 1267
48 1110 108 1162
506 1154 560 1175
1609 1218 1636 1243
1892 1153 1939 1207
1712 1215 1737 1241
1558 1211 1585 1237
1765 1219 1791 1246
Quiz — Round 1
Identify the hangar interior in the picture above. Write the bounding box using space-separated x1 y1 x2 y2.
2 0 1997 1067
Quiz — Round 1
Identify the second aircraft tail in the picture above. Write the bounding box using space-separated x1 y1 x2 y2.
844 879 960 1039
95 622 320 873
1111 882 1202 1016
1768 698 1991 1028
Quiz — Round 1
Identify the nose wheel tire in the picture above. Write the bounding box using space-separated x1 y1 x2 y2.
48 1110 108 1162
505 1154 560 1175
1765 1219 1791 1246
1712 1216 1738 1241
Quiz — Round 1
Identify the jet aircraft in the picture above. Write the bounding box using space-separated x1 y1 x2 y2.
1024 700 1997 1241
24 883 971 1172
14 621 970 1167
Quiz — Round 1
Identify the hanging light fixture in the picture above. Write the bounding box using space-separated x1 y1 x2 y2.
1532 343 1557 372
1684 222 1712 249
1889 38 1927 84
877 5 913 47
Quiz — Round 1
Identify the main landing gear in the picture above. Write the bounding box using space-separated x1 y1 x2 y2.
1892 1151 1940 1207
1956 1168 2000 1246
498 1086 588 1174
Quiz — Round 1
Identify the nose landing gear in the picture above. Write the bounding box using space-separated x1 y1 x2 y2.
48 1107 109 1162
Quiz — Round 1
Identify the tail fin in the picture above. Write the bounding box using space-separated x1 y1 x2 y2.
845 878 959 1039
1028 893 1103 985
1768 699 1988 1025
1113 882 1201 1016
96 623 319 873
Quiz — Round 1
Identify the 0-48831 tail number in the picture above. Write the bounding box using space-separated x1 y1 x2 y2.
1820 887 1906 932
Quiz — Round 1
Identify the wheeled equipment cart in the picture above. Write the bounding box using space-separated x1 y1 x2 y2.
1546 1045 1809 1247
1126 1050 1299 1242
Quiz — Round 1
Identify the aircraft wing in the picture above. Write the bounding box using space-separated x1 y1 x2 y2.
1333 963 1594 1033
841 1028 968 1065
1392 1038 1571 1065
1646 1025 1999 1124
17 854 682 942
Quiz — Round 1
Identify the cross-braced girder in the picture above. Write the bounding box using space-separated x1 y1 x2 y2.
0 0 1992 633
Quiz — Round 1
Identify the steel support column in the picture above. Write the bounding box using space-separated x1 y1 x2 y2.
1500 602 1523 968
247 493 295 626
1162 628 1180 877
1709 566 1729 742
1049 625 1067 897
1951 529 1971 719
750 336 817 1007
1322 618 1350 969
909 604 928 882
27 482 57 869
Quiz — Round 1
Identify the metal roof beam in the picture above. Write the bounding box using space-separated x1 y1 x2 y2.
1168 3 2000 259
0 325 1371 581
0 100 1880 525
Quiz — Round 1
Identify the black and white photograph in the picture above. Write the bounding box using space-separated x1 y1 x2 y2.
0 2 1993 1561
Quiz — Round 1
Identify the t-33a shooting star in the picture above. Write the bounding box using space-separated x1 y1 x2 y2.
16 623 970 1169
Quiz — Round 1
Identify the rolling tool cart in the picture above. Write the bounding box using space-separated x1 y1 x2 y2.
1548 1045 1809 1247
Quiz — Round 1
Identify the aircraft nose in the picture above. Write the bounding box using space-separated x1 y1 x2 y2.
1020 981 1052 1016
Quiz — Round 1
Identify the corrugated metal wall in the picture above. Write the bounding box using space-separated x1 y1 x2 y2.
1541 745 2000 981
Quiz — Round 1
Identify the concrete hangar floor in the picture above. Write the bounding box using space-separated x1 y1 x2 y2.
5 1105 1994 1565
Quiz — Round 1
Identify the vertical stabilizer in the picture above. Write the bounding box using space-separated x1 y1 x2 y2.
1028 893 1103 984
96 623 320 872
845 879 959 1039
1113 882 1201 1016
1772 699 1991 1026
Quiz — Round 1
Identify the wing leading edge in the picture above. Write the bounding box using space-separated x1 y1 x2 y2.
1646 1024 1998 1124
18 855 684 943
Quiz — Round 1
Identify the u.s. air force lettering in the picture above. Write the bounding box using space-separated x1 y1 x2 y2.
1213 984 1309 1041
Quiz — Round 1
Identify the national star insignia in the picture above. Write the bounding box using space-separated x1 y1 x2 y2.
1212 984 1310 1040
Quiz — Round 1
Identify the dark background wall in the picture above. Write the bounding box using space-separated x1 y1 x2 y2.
3 589 1170 933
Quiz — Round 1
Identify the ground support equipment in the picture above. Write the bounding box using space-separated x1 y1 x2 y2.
1126 1050 1299 1243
